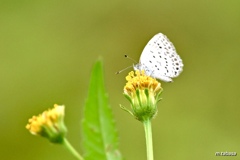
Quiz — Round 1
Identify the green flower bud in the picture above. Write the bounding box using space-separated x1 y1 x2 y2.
122 70 163 122
26 104 67 144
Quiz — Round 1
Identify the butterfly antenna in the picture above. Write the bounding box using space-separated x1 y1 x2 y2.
124 54 137 63
115 55 138 74
115 65 133 74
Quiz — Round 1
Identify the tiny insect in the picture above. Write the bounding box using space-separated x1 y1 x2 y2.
133 33 183 82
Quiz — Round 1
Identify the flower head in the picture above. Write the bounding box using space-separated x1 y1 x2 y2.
122 70 163 121
26 104 67 144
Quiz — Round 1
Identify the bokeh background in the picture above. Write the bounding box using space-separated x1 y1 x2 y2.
1 0 240 159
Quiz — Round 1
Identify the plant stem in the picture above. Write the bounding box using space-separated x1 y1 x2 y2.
62 138 84 160
143 118 154 160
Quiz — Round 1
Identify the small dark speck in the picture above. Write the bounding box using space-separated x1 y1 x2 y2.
153 55 155 58
176 67 179 70
149 61 152 63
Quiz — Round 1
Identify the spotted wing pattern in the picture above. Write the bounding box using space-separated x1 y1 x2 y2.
134 33 183 82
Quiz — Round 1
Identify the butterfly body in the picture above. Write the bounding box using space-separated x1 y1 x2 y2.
134 33 183 82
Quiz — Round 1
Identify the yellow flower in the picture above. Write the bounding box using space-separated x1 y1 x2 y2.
26 104 67 143
122 70 163 121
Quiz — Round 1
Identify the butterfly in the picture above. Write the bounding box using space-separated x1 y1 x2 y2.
133 33 183 82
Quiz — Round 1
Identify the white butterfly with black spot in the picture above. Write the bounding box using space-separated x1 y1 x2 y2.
134 33 183 82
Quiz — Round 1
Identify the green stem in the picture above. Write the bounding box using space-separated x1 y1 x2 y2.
143 118 154 160
62 138 84 160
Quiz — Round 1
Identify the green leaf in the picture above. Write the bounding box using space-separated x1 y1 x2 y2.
82 59 123 160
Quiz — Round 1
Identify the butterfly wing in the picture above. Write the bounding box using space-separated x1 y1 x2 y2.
137 33 183 82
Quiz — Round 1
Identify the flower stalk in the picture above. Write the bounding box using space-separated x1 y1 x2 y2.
143 118 154 160
63 138 84 160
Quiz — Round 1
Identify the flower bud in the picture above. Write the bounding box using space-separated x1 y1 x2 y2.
122 71 163 122
26 104 67 144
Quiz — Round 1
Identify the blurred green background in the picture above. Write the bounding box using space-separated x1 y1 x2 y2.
1 0 240 159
